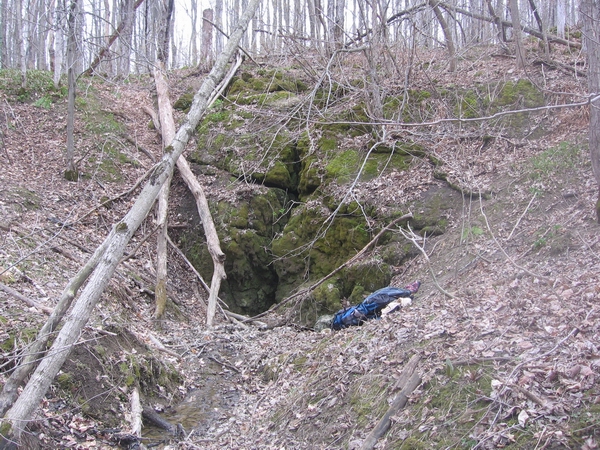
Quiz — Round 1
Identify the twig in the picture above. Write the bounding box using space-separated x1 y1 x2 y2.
479 194 548 281
509 383 550 408
148 333 181 359
73 168 153 226
507 192 536 240
208 355 241 373
397 224 457 299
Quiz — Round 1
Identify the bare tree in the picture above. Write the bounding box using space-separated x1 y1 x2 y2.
429 0 456 71
64 0 79 181
83 0 145 76
52 0 65 88
200 8 214 70
15 0 26 85
509 0 526 68
189 0 198 65
582 0 600 222
154 0 175 319
0 0 260 443
117 0 134 76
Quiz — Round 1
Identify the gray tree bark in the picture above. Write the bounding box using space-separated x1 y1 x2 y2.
200 8 213 70
509 0 526 68
429 0 456 72
64 0 79 180
52 0 64 88
582 0 600 222
0 0 260 443
154 0 175 320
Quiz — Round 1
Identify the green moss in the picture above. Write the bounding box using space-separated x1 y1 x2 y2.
312 281 342 312
349 375 389 427
341 260 392 297
495 79 544 108
528 141 581 182
0 69 65 103
173 92 194 111
64 169 79 181
116 222 128 233
0 422 12 437
227 78 247 97
182 189 291 315
454 90 480 119
348 284 365 304
272 204 372 304
390 364 496 447
325 149 359 183
10 187 41 210
56 372 75 390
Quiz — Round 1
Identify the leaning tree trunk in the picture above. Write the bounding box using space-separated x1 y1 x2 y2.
0 0 260 444
582 0 600 222
429 0 456 72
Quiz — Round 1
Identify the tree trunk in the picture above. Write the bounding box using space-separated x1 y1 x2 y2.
429 0 456 72
0 0 260 443
200 8 213 70
509 0 525 69
582 0 600 222
64 0 79 181
190 0 197 65
528 0 549 58
0 239 110 417
153 62 174 320
16 0 26 85
153 0 175 320
117 0 134 77
438 2 581 49
83 0 145 76
53 0 64 88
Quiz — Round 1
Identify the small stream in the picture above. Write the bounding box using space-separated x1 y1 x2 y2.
142 356 240 446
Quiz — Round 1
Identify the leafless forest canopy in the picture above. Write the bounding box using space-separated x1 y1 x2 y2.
0 0 584 76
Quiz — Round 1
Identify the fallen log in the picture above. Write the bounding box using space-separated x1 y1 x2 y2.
360 354 422 450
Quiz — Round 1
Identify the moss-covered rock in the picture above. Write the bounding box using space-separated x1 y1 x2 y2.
181 187 293 315
272 202 372 301
173 92 194 112
494 79 544 109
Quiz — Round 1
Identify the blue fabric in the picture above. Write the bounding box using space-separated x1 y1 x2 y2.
331 287 413 330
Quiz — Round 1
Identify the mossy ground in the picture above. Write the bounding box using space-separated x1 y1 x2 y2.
57 327 182 427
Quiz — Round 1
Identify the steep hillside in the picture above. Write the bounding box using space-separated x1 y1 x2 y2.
1 46 599 450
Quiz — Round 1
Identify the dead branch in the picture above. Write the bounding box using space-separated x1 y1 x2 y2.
310 94 600 130
147 333 181 359
142 105 161 134
437 1 581 49
397 224 457 299
130 388 143 437
73 168 153 227
479 194 548 281
0 282 52 315
361 354 422 450
83 0 146 76
120 133 156 163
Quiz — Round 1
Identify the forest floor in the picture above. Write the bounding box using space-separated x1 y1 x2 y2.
1 46 600 449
